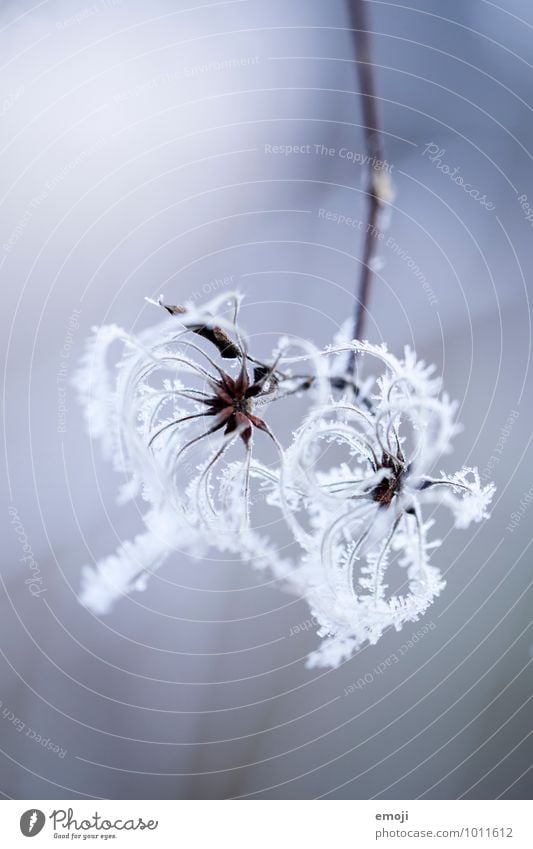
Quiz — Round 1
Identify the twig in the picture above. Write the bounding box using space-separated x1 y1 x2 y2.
347 0 391 375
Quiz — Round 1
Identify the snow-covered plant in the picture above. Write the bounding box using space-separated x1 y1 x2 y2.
276 341 496 668
73 292 325 612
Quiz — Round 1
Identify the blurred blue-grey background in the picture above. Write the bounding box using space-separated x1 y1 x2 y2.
1 0 532 799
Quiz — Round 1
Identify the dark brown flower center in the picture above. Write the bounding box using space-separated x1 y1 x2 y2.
371 454 405 505
233 396 252 414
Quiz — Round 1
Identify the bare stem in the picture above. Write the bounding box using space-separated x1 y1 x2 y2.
347 0 389 375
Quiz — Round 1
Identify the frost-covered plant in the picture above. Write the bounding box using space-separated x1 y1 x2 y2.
73 2 495 667
74 295 495 667
75 298 495 668
73 292 324 612
276 341 496 668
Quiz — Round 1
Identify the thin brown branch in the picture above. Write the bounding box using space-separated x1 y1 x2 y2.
347 0 390 374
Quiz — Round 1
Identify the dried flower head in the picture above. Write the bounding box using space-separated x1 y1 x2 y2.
278 341 496 668
73 292 321 611
74 295 494 668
